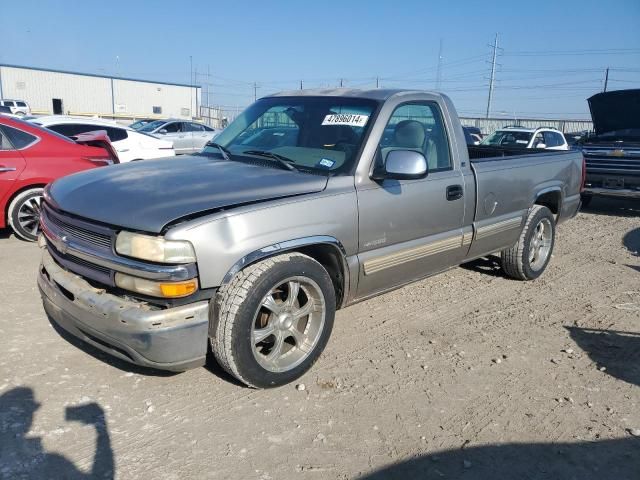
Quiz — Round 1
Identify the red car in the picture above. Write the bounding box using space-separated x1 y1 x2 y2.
0 115 118 241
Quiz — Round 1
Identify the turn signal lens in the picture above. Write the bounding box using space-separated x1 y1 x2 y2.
115 273 198 298
160 282 197 297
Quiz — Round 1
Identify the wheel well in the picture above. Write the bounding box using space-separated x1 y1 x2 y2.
535 191 561 215
3 184 46 225
293 244 346 309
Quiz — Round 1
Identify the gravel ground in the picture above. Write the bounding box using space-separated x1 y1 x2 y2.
1 198 639 479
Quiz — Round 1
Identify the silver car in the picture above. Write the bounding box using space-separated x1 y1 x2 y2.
139 119 219 154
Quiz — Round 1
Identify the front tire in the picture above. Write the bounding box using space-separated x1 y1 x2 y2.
501 205 555 281
8 188 44 241
211 252 336 388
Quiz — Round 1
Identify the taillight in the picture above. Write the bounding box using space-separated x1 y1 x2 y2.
580 155 586 192
82 156 113 166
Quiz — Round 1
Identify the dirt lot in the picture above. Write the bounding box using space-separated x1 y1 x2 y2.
1 199 639 480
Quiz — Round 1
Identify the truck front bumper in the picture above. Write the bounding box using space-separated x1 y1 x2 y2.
583 187 640 200
38 249 210 372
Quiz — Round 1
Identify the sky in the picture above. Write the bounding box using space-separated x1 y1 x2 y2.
1 0 639 120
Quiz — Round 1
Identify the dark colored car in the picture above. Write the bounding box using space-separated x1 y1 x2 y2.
581 89 640 204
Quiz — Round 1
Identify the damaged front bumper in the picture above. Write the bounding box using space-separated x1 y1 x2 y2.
38 249 210 372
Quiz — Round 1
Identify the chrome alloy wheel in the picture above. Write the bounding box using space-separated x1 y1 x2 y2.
17 194 42 238
529 218 553 271
251 276 326 373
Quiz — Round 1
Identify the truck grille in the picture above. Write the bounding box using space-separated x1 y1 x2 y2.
42 204 113 250
583 147 640 177
41 203 116 286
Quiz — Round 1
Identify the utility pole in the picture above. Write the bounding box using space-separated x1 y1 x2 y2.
603 67 609 92
486 33 499 119
376 76 379 88
435 38 443 90
253 82 258 101
340 78 343 87
300 80 303 90
207 64 211 108
189 55 193 119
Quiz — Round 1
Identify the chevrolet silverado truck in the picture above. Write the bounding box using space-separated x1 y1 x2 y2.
38 89 584 388
581 89 640 204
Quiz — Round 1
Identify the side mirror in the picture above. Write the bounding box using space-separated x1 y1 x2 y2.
158 129 168 135
535 143 547 149
375 150 428 180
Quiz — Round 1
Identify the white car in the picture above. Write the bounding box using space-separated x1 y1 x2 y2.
0 99 31 116
481 126 569 151
30 116 175 162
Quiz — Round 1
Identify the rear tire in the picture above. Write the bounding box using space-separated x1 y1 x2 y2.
211 252 336 388
8 188 44 241
501 205 555 281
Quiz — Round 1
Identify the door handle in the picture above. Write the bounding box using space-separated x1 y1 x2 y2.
446 184 463 201
0 167 17 173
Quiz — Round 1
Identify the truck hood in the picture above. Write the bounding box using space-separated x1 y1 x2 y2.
588 89 640 136
47 156 328 233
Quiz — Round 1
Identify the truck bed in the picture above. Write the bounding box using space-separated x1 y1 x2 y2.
467 145 566 161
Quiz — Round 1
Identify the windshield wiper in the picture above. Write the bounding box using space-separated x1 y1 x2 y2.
242 150 299 172
205 142 232 161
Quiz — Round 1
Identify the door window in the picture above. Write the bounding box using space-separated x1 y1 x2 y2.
379 103 451 172
543 131 558 147
163 122 182 133
184 122 205 132
533 133 545 147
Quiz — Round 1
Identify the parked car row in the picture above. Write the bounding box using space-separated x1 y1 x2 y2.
0 116 119 241
30 116 175 163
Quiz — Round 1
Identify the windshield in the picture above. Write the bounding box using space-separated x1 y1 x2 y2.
139 120 166 133
481 130 532 147
205 96 378 174
130 120 152 130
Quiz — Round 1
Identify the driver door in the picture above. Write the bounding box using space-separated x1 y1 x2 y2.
355 102 467 299
161 122 190 154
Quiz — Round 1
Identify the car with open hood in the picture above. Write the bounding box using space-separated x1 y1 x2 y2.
581 89 640 204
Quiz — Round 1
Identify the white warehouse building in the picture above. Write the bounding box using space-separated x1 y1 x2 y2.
0 64 201 120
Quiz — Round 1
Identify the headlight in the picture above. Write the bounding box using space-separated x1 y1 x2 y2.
115 231 196 263
115 273 198 298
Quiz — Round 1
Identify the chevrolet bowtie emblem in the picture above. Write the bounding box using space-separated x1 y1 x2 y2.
609 149 625 157
59 235 69 255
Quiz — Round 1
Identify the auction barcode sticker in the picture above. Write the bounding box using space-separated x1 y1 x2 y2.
322 114 369 127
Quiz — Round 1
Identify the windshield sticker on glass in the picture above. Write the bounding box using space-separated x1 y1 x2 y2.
516 140 528 144
322 114 369 127
317 158 336 168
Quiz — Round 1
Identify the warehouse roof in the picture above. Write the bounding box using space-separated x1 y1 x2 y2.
0 63 200 89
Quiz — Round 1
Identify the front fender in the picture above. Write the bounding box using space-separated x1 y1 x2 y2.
164 184 358 291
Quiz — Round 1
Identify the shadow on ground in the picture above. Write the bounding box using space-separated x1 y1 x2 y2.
623 227 640 257
566 326 640 388
0 387 114 479
460 254 505 278
359 437 640 480
581 197 640 218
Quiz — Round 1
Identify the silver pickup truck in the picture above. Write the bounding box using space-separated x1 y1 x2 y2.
38 89 584 388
